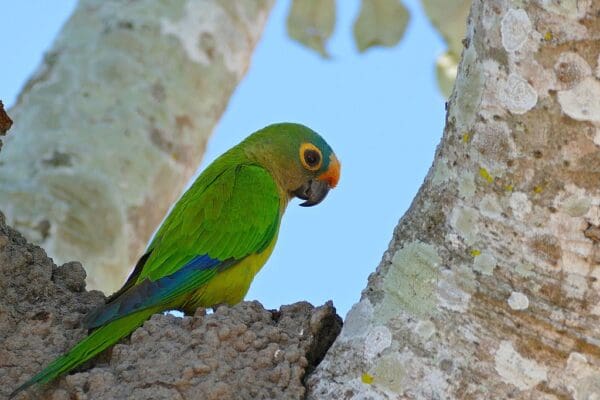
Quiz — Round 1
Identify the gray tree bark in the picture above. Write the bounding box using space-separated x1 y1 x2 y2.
308 1 600 398
0 0 274 293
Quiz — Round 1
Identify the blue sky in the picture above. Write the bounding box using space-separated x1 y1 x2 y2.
1 1 446 318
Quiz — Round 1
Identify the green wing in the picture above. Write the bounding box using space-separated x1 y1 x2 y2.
85 162 281 328
139 162 281 283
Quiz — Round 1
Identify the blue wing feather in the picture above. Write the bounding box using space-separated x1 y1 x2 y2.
85 254 229 329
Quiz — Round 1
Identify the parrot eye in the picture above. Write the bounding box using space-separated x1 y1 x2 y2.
304 150 320 166
299 142 323 171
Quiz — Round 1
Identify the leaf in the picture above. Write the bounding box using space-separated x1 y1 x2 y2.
421 0 471 56
353 0 410 53
436 51 459 98
286 0 336 58
421 0 471 96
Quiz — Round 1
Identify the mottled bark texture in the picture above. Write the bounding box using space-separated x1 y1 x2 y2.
0 212 342 399
308 1 600 398
0 0 274 293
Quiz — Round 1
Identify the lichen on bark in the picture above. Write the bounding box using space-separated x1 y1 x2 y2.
307 1 600 398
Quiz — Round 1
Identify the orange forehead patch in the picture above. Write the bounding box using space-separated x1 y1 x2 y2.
318 154 340 188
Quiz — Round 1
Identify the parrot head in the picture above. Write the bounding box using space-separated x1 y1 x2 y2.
242 122 340 207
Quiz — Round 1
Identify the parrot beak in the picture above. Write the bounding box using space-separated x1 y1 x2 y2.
294 154 340 207
294 179 331 207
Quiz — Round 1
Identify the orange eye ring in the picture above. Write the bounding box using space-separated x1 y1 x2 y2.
299 142 323 171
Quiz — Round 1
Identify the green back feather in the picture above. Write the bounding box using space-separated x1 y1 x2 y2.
141 162 281 281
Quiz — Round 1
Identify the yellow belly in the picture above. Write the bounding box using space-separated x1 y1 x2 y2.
182 238 277 312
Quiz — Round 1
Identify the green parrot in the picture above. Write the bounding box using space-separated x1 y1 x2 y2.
11 122 340 397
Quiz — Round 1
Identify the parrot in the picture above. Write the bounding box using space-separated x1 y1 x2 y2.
10 122 340 398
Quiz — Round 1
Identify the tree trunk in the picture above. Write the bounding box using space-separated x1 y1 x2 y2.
0 0 274 293
308 0 600 398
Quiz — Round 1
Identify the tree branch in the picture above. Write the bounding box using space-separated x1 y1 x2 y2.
0 0 274 293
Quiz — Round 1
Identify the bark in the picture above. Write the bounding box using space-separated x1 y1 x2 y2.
308 1 600 398
0 0 274 293
0 101 12 137
0 212 342 400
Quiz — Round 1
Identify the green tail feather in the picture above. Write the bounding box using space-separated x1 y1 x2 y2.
10 310 153 398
